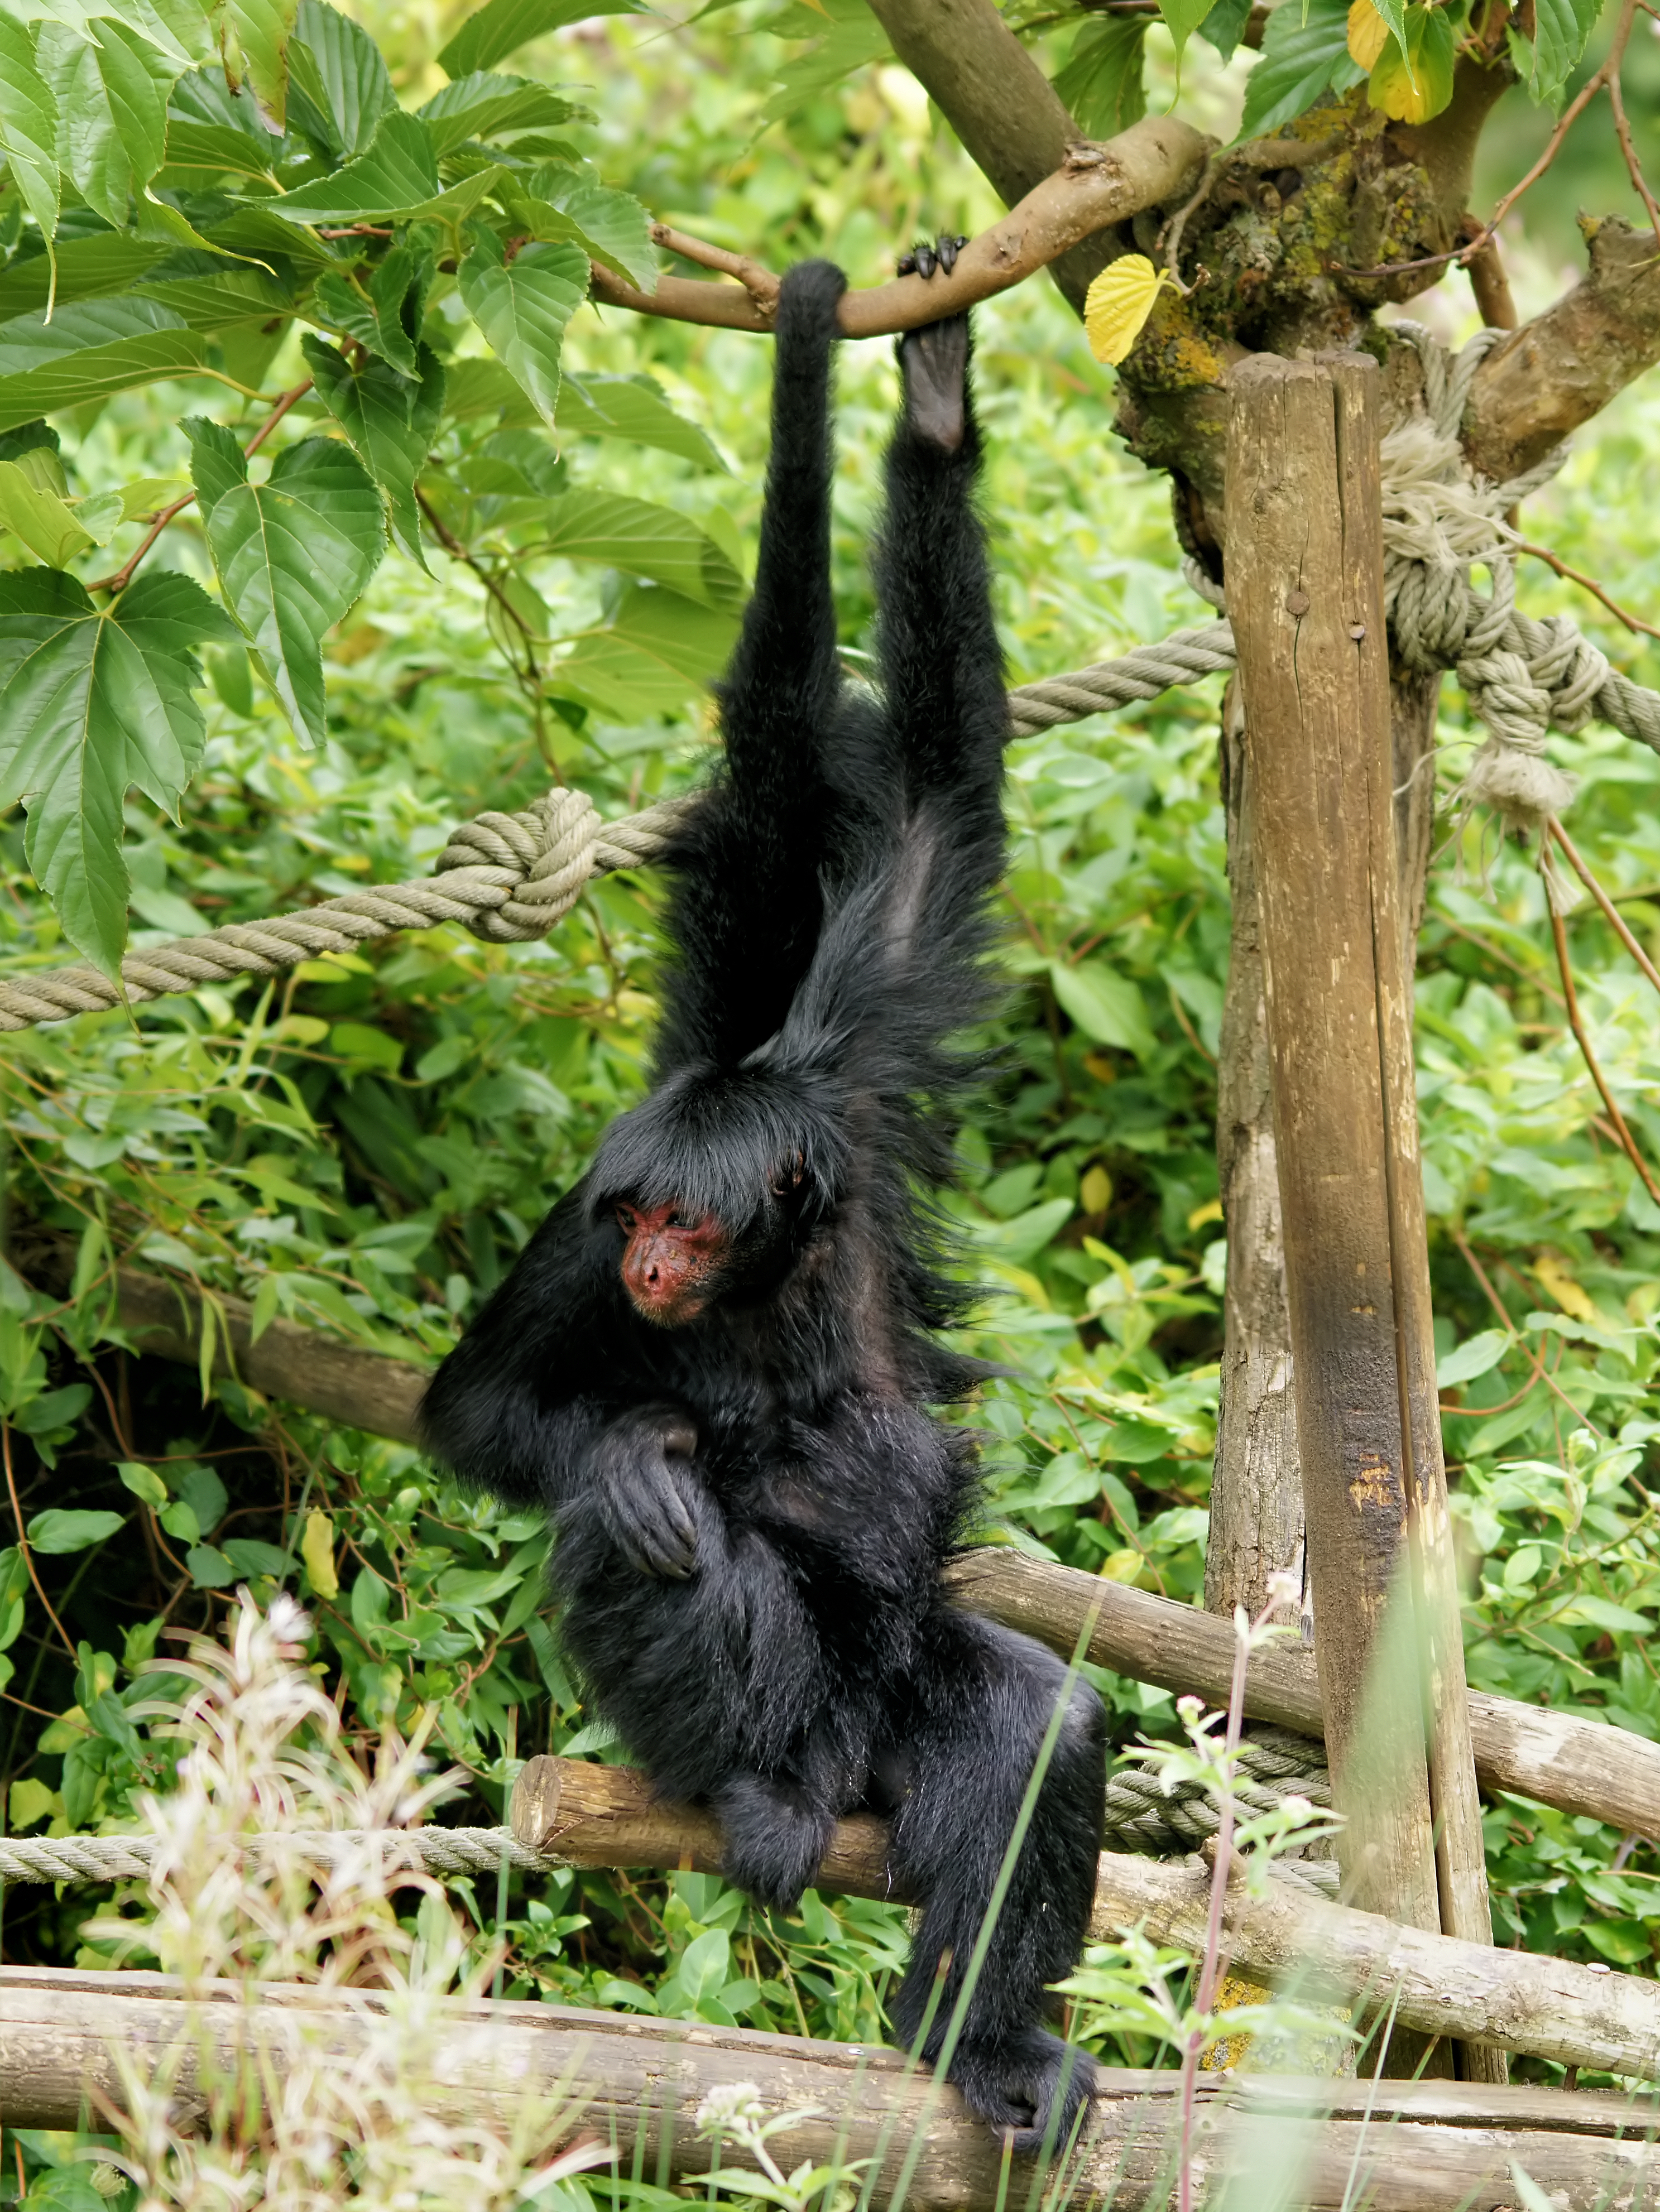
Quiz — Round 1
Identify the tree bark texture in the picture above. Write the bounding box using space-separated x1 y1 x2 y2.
1224 356 1496 2079
6 1966 1659 2210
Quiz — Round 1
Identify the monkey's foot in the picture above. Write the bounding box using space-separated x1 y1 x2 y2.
716 1775 834 1912
948 2030 1098 2157
899 314 970 452
898 233 968 278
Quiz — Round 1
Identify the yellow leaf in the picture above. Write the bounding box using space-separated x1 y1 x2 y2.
1533 1252 1599 1326
1081 1163 1113 1214
1083 254 1174 368
1347 0 1390 69
301 1508 338 1600
1187 1196 1225 1231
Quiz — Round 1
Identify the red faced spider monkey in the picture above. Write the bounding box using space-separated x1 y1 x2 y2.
420 252 1106 2150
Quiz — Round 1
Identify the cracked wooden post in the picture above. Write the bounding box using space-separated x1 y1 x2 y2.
1224 353 1503 2084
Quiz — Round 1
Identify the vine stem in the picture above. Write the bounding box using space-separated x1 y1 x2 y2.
1548 819 1660 1000
88 377 314 598
415 485 560 776
3 1419 76 1661
1542 835 1660 1206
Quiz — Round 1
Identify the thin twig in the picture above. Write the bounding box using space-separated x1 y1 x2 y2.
2 1418 76 1661
1543 845 1660 1206
1548 820 1660 1001
1514 538 1660 642
415 486 559 776
1608 63 1660 248
89 377 314 597
650 223 780 312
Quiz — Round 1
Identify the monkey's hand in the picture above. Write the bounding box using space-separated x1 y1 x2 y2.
591 1408 701 1579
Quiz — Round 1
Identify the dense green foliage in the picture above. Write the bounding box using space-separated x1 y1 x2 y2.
1 0 1659 2197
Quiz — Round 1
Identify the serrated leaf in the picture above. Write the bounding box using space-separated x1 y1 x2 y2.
303 333 442 570
458 230 588 428
1522 0 1598 100
1347 0 1392 69
439 0 645 79
0 296 207 431
551 583 738 718
312 243 430 374
39 17 178 229
162 58 280 176
1157 0 1217 78
104 0 214 70
210 0 300 131
1198 0 1251 61
0 233 174 321
558 371 726 469
284 0 394 160
509 166 655 290
0 16 61 241
0 569 237 977
0 458 102 564
1048 958 1157 1060
541 492 745 610
1083 253 1175 367
134 266 293 329
1052 16 1146 137
270 108 500 223
1237 0 1364 140
188 417 384 746
1367 5 1454 120
416 70 589 155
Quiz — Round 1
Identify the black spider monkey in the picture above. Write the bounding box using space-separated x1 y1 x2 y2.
420 249 1106 2150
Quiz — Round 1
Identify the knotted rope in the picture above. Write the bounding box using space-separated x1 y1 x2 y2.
0 1728 1337 1893
0 334 1653 1036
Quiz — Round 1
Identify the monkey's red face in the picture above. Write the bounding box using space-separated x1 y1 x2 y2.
617 1201 730 1325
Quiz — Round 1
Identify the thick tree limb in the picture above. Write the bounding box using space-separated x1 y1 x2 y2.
592 123 1205 338
1465 216 1660 482
7 1965 1660 2208
508 1753 1660 2085
62 1257 1660 1846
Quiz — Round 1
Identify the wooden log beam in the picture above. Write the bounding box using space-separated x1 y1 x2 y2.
1225 353 1496 2078
510 1756 1660 2085
5 1964 1660 2208
65 1257 1660 1844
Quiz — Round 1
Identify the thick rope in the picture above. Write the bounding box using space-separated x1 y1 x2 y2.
0 1730 1337 1894
0 335 1651 1034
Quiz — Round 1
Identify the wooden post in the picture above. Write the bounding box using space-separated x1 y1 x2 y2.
1224 354 1503 2082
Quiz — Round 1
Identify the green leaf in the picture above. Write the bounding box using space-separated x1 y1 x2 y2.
558 371 726 469
1557 1595 1655 1634
0 16 61 241
269 108 447 221
0 296 207 431
1052 16 1147 138
1156 0 1217 79
0 570 236 975
26 1507 123 1553
210 0 301 131
439 0 645 79
38 18 179 230
510 166 655 290
118 1460 169 1507
761 0 891 127
458 231 588 428
224 1536 290 1578
188 417 385 746
1437 1329 1512 1389
417 70 589 155
1237 0 1363 140
303 334 443 569
0 233 174 323
1198 0 1252 62
541 491 745 611
186 1542 237 1587
311 240 432 374
135 265 294 330
1048 959 1158 1060
970 1196 1074 1266
0 459 106 565
1366 4 1455 119
284 0 394 159
1527 0 1600 101
161 60 281 179
551 581 738 717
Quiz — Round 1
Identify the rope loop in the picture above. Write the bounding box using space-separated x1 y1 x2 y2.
436 788 603 944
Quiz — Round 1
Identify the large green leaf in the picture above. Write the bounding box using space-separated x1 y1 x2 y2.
133 266 294 329
1156 0 1217 79
0 17 60 242
0 297 207 431
558 371 726 470
438 0 644 79
1052 17 1146 138
187 418 385 746
540 492 745 612
0 234 176 323
270 108 499 223
458 232 588 429
38 18 179 229
1525 0 1600 102
285 0 395 160
0 459 120 565
311 240 431 374
109 0 214 70
1048 958 1158 1061
0 570 237 976
509 166 655 290
416 70 589 155
210 0 300 131
1236 0 1363 140
161 61 282 179
552 583 738 718
303 333 442 570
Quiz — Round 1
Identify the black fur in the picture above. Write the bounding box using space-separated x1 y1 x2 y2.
420 257 1106 2152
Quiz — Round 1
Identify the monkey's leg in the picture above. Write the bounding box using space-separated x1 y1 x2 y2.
884 1613 1106 2153
713 1770 837 1912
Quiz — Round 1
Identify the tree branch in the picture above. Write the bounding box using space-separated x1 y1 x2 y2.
592 123 1205 337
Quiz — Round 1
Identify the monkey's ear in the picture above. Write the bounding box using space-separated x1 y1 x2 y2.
770 1151 807 1198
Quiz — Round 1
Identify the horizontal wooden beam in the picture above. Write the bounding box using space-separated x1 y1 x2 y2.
74 1256 1660 1843
512 1756 1660 2085
4 1964 1658 2208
